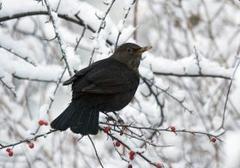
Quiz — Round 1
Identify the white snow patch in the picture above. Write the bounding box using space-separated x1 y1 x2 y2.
224 131 240 168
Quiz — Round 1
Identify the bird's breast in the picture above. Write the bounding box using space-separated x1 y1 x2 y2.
99 88 138 112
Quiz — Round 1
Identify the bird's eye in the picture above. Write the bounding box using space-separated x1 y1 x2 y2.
127 48 133 53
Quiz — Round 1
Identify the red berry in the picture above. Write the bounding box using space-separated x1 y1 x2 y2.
38 120 48 126
38 120 44 125
6 148 11 153
8 151 13 157
129 150 135 160
28 142 34 149
103 126 111 133
114 141 121 147
129 150 135 156
129 154 135 160
210 137 217 143
128 164 133 168
156 163 162 168
170 126 176 133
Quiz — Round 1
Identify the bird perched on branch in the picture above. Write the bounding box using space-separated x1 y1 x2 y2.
51 43 151 135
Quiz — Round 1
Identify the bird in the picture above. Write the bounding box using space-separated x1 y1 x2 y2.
50 43 151 135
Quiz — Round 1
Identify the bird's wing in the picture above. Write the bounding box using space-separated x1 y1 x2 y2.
72 60 139 95
62 60 104 85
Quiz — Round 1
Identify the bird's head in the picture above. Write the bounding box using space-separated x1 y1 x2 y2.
112 43 152 72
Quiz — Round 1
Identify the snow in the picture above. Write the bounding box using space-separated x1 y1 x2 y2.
0 0 240 168
224 131 240 168
143 52 232 78
0 50 64 82
0 34 37 64
231 64 240 112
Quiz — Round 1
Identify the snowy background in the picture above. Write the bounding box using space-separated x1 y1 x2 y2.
0 0 240 167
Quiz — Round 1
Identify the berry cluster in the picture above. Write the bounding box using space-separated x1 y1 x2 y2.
129 150 135 160
38 119 48 126
5 142 35 157
103 126 111 133
6 148 13 157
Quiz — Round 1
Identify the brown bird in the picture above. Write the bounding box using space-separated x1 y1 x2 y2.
50 43 151 135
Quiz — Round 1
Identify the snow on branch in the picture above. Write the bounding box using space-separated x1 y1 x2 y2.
0 0 133 46
43 0 72 76
143 53 232 80
0 57 64 83
0 55 231 85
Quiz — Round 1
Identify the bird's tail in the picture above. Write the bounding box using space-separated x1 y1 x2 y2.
50 101 99 135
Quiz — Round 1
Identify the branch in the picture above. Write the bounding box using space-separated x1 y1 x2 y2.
12 73 57 83
153 71 231 79
100 122 224 141
0 76 16 97
219 45 240 129
0 44 36 66
148 54 232 80
0 10 113 46
141 76 193 113
74 22 87 51
0 129 57 150
87 135 104 168
89 0 116 65
99 127 160 167
115 0 136 48
141 76 165 126
46 66 67 114
43 0 72 77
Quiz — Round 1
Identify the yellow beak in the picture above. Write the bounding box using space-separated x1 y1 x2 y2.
137 46 152 54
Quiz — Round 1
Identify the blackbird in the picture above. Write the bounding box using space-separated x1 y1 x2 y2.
51 43 151 135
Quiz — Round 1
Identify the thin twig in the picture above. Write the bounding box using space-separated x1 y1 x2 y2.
219 45 240 129
141 76 165 126
0 129 58 150
100 127 159 167
87 135 104 168
0 77 16 97
0 44 36 66
100 122 224 141
115 0 136 48
194 46 202 74
43 0 72 77
46 66 67 114
0 10 113 46
133 0 138 41
74 24 87 51
153 71 231 79
141 76 193 113
89 0 116 65
12 73 57 83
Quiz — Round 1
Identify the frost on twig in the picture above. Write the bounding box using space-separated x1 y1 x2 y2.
0 76 16 97
43 0 72 76
219 45 240 130
89 0 116 65
0 44 36 66
115 0 136 48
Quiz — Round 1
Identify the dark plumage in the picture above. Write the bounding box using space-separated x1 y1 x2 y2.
50 43 151 135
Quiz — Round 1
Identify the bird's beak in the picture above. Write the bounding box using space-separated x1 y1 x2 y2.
136 46 152 54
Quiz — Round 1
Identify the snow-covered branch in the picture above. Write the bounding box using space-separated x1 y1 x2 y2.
43 0 72 76
1 0 240 167
143 53 232 80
